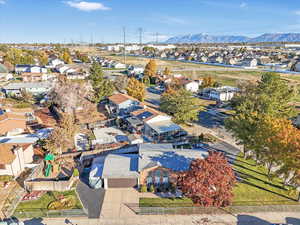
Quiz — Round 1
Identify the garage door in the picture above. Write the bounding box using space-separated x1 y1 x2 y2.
107 178 137 188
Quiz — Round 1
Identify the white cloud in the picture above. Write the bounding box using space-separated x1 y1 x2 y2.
65 1 110 11
294 10 300 16
0 0 6 4
240 2 247 8
143 32 170 42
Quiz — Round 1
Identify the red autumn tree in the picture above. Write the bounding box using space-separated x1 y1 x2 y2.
177 151 236 207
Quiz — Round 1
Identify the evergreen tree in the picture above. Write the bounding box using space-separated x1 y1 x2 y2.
160 88 201 124
88 62 115 102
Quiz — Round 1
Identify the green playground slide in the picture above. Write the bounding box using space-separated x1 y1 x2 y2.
45 164 52 177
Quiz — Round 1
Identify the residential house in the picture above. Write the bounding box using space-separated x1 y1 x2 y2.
112 62 126 69
49 58 64 68
0 144 34 177
202 86 239 102
242 58 258 68
92 144 207 189
0 64 13 81
108 94 142 116
15 65 47 74
3 82 52 97
130 107 185 142
22 73 48 82
0 107 35 136
181 79 200 93
65 73 86 80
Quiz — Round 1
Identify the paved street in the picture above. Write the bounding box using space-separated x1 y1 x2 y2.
20 212 300 225
145 87 161 108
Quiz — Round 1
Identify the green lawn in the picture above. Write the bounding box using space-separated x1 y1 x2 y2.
15 190 82 211
232 154 299 206
140 198 193 207
139 154 299 208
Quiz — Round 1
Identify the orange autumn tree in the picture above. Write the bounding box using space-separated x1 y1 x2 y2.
254 116 300 182
202 76 215 88
177 151 236 207
126 77 145 102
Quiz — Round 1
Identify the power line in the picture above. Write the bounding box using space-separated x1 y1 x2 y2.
138 27 143 54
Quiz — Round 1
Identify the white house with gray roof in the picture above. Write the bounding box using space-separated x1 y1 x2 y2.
3 81 52 97
90 143 207 189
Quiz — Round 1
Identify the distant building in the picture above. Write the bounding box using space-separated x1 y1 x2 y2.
3 82 52 97
15 65 47 74
202 86 239 102
0 64 13 81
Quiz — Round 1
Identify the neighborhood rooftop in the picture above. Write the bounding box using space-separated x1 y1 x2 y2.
102 154 139 179
138 144 208 172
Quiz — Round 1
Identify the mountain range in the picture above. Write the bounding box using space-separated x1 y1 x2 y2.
164 33 300 44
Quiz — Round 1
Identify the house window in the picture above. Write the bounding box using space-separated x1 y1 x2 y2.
154 170 161 184
0 164 5 169
162 171 169 184
146 171 153 185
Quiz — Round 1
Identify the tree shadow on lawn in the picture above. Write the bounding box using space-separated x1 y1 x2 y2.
232 161 269 177
226 155 257 167
235 168 288 191
239 179 297 202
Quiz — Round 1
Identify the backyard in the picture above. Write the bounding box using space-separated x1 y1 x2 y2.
14 190 83 218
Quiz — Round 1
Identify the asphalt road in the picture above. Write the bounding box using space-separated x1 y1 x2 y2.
145 87 161 107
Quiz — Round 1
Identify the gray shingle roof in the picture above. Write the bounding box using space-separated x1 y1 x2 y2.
102 154 139 179
3 82 52 90
138 144 208 172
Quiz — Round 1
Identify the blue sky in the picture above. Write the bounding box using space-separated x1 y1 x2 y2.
0 0 300 43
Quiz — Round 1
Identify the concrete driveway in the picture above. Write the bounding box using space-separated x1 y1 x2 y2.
100 188 139 219
76 181 105 219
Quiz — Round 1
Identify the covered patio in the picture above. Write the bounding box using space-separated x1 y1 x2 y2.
145 120 187 142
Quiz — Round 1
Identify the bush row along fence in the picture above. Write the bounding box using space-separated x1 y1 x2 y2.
13 208 87 219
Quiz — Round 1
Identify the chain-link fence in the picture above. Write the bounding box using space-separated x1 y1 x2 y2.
125 202 300 215
13 208 87 218
1 186 26 219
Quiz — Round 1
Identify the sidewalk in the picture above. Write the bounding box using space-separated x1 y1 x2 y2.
20 212 300 225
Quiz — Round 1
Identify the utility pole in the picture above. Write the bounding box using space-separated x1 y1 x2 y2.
123 27 126 65
138 27 143 55
90 34 94 47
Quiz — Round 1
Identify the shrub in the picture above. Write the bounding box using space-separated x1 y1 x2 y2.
73 168 79 177
170 184 176 194
149 184 155 193
140 185 147 193
0 175 13 182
